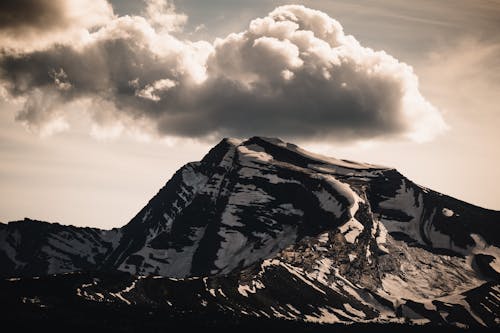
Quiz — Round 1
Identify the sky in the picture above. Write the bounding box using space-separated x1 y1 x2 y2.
0 0 499 229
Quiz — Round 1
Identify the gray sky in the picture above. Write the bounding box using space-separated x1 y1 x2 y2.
1 0 499 228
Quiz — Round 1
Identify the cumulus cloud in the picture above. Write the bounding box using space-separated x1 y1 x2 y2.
0 0 114 52
0 1 447 142
143 0 187 33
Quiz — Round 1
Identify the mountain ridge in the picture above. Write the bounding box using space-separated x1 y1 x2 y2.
1 136 499 329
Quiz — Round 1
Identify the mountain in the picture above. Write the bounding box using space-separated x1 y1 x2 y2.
0 219 120 276
1 136 499 331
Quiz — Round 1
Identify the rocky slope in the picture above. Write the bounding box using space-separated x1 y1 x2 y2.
1 136 499 329
0 219 120 276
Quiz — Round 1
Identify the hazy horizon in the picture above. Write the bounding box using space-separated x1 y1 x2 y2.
1 0 499 228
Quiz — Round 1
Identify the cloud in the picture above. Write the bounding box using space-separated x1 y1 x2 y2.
135 78 177 102
418 37 500 118
143 0 187 33
0 1 447 142
0 0 114 52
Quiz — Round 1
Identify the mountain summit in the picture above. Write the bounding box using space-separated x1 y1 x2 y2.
1 137 499 330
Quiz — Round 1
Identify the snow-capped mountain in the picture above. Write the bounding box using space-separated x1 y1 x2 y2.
1 137 499 330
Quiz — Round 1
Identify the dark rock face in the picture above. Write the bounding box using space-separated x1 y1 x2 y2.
0 218 119 276
0 136 499 329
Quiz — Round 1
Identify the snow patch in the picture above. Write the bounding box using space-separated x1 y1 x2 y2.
343 303 367 318
313 188 343 217
470 234 500 274
109 276 145 306
119 226 207 277
141 208 152 223
442 208 454 217
276 203 304 216
379 180 426 244
238 144 273 165
181 165 209 194
306 258 333 286
238 166 299 185
0 230 26 269
280 262 326 295
214 225 297 274
378 237 485 307
304 307 341 324
238 280 265 297
318 175 365 243
340 219 365 244
318 232 329 244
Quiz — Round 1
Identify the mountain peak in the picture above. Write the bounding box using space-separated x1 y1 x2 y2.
1 137 499 328
218 136 391 173
99 137 498 279
246 135 286 145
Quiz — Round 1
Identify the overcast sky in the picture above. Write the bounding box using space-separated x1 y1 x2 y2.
1 0 499 228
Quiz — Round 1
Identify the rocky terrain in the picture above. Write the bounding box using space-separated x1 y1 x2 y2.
1 136 498 331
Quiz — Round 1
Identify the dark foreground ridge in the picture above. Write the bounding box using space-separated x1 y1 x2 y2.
1 137 499 330
2 271 498 333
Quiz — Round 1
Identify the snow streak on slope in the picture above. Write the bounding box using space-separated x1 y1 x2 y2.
109 136 399 278
1 136 499 329
377 178 500 276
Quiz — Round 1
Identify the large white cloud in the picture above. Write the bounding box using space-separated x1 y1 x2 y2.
0 1 447 142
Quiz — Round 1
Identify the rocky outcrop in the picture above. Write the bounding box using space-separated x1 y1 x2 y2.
1 136 498 329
